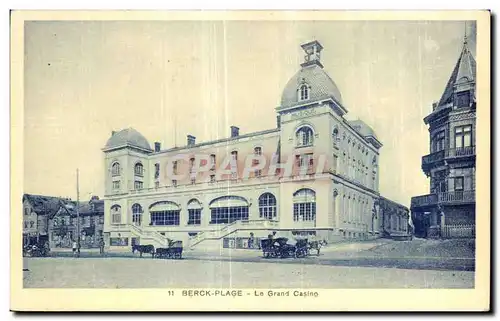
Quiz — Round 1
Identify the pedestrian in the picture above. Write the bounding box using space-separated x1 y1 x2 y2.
43 241 50 257
248 232 255 249
99 238 105 255
77 240 81 257
72 240 77 257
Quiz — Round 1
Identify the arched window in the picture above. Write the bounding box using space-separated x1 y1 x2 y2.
111 205 122 224
332 128 339 148
149 201 180 226
209 196 249 224
132 204 143 226
111 162 121 176
293 189 316 222
296 126 314 147
299 84 309 101
187 199 202 225
134 163 144 176
259 193 277 219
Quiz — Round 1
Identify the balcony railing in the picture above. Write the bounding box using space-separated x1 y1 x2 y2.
422 146 475 168
438 190 475 204
422 150 445 165
411 193 438 208
446 146 475 158
411 190 475 208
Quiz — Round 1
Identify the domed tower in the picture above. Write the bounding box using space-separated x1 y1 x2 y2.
102 128 152 197
277 40 350 233
277 40 347 172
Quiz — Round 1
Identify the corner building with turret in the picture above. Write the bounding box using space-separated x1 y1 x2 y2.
102 41 410 250
410 36 476 239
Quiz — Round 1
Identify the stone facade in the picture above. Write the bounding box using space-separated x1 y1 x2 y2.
101 41 406 250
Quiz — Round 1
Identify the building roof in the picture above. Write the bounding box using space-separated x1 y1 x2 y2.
61 199 104 217
24 194 104 218
104 127 152 152
154 128 280 155
437 39 476 106
280 64 344 108
23 194 68 216
348 119 379 141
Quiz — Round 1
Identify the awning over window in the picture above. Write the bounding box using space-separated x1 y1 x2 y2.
209 196 249 209
187 199 203 210
150 201 180 212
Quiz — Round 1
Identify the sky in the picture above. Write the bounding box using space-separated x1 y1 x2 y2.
23 20 477 206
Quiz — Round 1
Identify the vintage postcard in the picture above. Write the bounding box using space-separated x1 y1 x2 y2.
10 10 490 311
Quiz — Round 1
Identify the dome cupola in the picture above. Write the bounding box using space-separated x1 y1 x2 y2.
103 127 152 152
280 40 345 112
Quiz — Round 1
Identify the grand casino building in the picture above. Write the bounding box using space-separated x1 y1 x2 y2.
102 41 409 250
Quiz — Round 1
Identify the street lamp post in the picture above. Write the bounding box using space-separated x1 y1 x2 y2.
76 169 80 257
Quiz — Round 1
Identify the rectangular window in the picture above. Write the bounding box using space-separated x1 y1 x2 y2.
297 154 314 172
454 177 464 191
134 165 143 176
189 158 195 173
454 125 472 149
230 152 238 179
150 211 180 226
456 91 471 108
109 237 129 246
112 213 121 224
293 203 316 222
210 154 216 170
210 207 249 224
134 181 143 190
188 209 202 225
154 163 160 179
173 161 178 175
432 131 446 152
112 181 120 191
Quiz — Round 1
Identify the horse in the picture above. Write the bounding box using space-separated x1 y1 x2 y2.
132 244 155 258
308 239 327 256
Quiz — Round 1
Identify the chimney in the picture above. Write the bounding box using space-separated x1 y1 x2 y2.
154 142 161 152
276 115 281 128
230 126 240 138
187 135 196 146
111 130 116 136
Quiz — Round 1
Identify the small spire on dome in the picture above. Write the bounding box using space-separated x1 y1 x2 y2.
300 40 324 68
463 21 468 45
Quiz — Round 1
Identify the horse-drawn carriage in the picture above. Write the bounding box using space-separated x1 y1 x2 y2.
132 240 183 259
260 237 326 259
261 237 309 258
155 240 183 259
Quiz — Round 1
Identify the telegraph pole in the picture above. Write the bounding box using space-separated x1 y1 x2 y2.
76 169 80 257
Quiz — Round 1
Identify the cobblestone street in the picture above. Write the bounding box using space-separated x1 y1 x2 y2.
22 256 473 289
